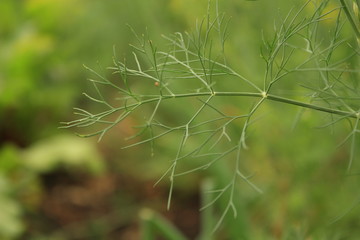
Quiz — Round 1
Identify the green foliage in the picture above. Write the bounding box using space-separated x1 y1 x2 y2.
1 0 360 238
140 208 188 240
0 136 105 239
0 174 24 240
65 0 360 238
23 134 105 174
0 0 194 238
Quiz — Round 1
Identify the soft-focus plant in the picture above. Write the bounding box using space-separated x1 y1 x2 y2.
64 0 360 237
0 136 106 239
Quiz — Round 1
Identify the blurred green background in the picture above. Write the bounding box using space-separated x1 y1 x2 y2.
1 0 359 239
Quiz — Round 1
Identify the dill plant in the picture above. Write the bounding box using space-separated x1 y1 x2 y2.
63 0 360 234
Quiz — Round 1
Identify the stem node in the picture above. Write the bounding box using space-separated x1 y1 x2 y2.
261 91 268 99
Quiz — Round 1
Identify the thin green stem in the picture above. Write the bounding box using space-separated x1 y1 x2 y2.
64 91 358 134
147 92 358 118
265 94 357 118
340 0 360 39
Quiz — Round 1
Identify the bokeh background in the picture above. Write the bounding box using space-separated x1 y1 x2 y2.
1 0 359 239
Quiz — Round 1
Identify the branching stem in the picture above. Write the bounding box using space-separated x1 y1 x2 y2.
134 92 358 119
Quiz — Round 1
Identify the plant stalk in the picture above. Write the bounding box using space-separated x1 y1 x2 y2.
138 92 358 119
340 0 360 39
